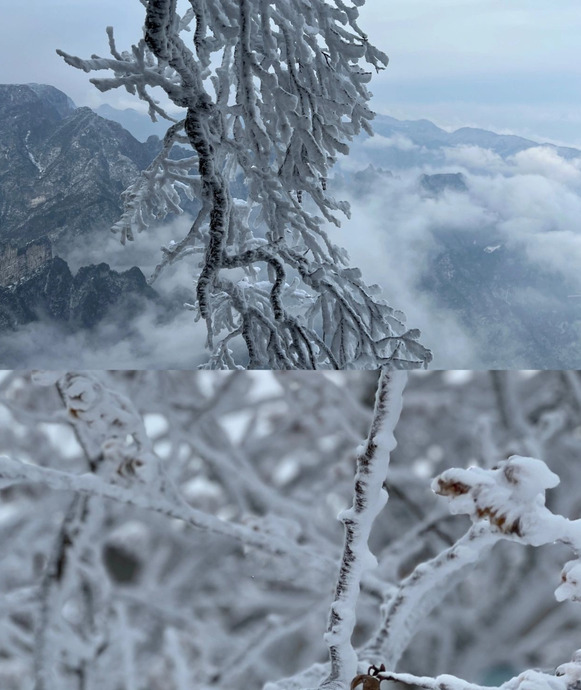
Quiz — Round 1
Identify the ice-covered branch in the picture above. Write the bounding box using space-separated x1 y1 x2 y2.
375 649 581 690
56 0 432 369
111 120 198 244
374 668 564 690
433 456 581 607
31 371 162 690
320 370 407 688
361 523 497 669
359 453 581 690
433 457 565 546
0 455 330 567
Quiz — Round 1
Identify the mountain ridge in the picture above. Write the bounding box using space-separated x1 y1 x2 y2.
0 255 158 333
372 113 581 160
0 83 162 252
89 94 581 164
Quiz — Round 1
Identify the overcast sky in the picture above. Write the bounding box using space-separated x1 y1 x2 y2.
2 0 581 145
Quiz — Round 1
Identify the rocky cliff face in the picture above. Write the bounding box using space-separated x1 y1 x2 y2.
0 257 158 333
0 84 196 352
420 173 468 196
0 237 52 287
0 83 161 253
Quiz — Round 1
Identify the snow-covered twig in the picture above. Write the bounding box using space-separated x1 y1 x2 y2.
362 454 581 672
376 650 581 690
0 455 331 568
320 370 407 688
374 668 563 690
361 523 497 669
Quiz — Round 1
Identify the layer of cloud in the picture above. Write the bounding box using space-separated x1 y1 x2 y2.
4 133 581 369
0 214 214 369
374 102 581 151
443 145 504 171
329 141 581 368
363 133 420 152
0 307 207 370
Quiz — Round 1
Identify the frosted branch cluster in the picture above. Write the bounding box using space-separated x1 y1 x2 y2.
0 370 374 689
2 372 581 690
57 0 432 369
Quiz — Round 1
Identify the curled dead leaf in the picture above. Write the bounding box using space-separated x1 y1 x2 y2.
434 478 470 497
350 674 381 690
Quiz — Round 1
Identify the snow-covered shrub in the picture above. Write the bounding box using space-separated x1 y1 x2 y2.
1 371 581 689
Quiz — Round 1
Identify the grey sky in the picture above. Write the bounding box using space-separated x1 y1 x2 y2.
2 0 581 144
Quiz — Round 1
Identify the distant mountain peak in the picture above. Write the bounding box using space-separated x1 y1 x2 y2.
26 83 76 116
95 102 169 142
0 83 76 122
0 84 162 253
0 237 53 287
372 113 581 161
0 255 158 334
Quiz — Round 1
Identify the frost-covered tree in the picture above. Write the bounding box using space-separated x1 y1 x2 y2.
56 0 431 369
3 371 581 690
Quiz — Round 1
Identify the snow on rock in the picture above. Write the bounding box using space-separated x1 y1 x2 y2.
24 130 43 173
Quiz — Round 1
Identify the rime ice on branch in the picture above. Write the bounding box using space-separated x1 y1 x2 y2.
27 372 171 690
320 370 406 689
364 455 581 690
57 0 431 369
4 372 581 690
1 370 390 690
